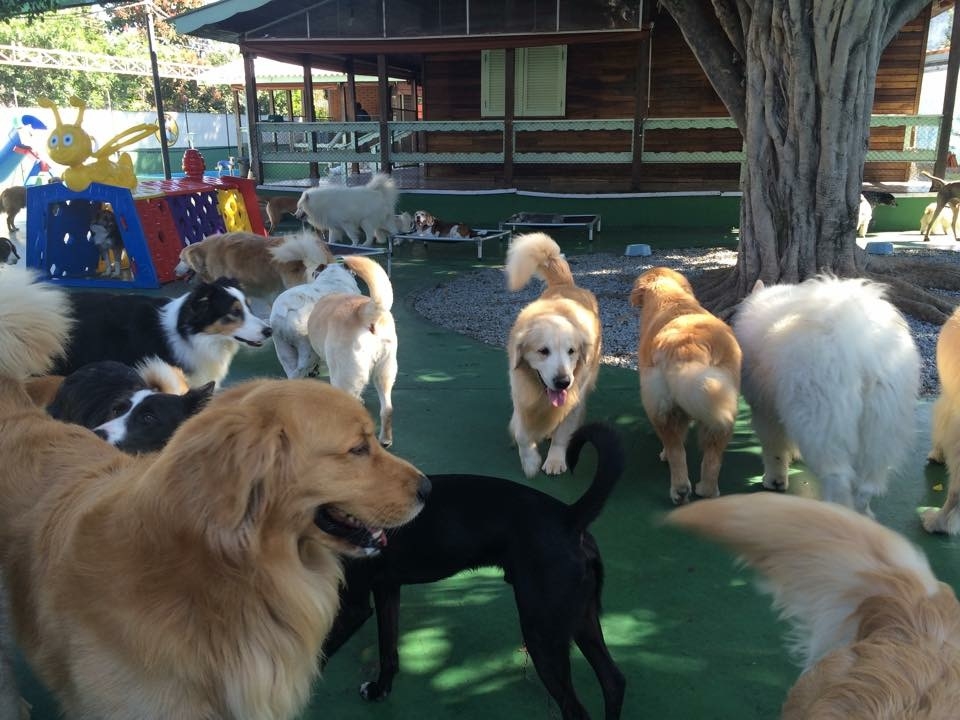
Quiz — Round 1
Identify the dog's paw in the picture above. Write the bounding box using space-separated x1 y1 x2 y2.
762 475 789 492
519 447 542 478
670 483 693 505
694 481 719 499
542 456 568 476
359 681 389 702
928 447 945 465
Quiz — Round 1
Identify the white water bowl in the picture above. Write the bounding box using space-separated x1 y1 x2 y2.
625 243 652 257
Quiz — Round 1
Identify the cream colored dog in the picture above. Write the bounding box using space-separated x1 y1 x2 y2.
307 255 397 447
924 305 960 534
920 200 956 237
670 493 960 718
506 233 601 478
630 267 742 504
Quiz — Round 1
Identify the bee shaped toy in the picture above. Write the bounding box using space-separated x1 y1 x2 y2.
38 96 159 192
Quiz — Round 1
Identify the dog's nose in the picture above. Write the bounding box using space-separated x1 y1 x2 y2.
553 375 571 390
262 326 273 338
416 475 432 504
93 429 108 441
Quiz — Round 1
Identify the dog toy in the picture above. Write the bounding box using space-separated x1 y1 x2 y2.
38 96 158 192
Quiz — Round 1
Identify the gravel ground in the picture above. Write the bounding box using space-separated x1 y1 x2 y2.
411 246 960 398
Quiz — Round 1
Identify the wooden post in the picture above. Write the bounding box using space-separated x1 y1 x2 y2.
242 52 261 181
504 47 515 187
631 23 651 190
378 53 392 174
302 57 319 182
346 57 360 176
934 4 960 179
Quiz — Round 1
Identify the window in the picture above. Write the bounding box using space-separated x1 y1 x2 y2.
481 46 567 117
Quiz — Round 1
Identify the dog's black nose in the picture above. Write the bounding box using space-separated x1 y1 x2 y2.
417 475 432 504
553 375 571 390
262 326 273 338
93 429 108 441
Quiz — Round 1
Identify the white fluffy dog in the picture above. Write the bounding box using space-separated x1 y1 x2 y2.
920 201 956 238
296 174 399 247
307 255 397 447
270 262 361 379
733 276 920 514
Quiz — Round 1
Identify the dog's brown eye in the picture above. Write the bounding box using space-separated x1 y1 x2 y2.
538 347 550 357
349 443 370 456
111 400 131 418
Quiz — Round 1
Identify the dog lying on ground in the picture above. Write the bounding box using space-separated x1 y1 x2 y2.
41 358 214 453
90 203 125 277
0 186 25 234
0 238 19 264
668 493 960 718
50 277 271 388
412 209 475 238
0 265 431 720
921 170 960 242
506 232 602 477
271 261 360 379
920 200 956 237
261 194 301 231
923 304 960 535
295 173 399 247
307 255 397 447
324 423 626 720
630 267 742 504
860 190 898 208
174 230 329 308
733 276 920 514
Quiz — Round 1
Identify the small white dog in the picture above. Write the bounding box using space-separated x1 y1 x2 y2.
307 255 397 447
270 262 361 378
296 174 399 247
920 201 956 238
733 275 920 514
856 194 873 238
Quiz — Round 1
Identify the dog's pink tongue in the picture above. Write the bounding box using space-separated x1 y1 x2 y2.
547 388 567 407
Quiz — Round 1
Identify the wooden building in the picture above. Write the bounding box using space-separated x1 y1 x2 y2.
173 0 944 193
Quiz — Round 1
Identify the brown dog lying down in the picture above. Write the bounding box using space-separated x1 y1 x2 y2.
669 494 960 718
0 267 430 720
174 230 332 304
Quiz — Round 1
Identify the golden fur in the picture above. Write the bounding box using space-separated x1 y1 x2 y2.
630 267 742 504
307 255 397 447
506 233 601 478
669 494 960 719
261 194 301 232
924 304 960 534
0 268 427 720
175 231 332 303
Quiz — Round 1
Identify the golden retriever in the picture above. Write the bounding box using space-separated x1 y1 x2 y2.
174 230 331 307
307 255 397 447
0 267 429 720
630 267 742 504
669 493 960 718
506 232 601 477
920 200 956 238
924 304 960 534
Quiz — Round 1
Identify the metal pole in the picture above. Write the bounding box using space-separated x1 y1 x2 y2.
935 5 960 179
146 6 171 179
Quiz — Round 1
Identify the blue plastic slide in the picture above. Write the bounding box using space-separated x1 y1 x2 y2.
0 115 47 183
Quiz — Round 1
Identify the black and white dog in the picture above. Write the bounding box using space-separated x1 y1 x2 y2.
51 278 272 387
47 358 214 453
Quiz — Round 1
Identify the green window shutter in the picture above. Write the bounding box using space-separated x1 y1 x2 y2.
481 45 567 118
519 45 567 117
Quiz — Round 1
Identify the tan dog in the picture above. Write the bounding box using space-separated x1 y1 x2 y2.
262 194 301 231
174 230 330 306
506 232 601 478
920 200 956 237
0 266 429 720
921 171 960 242
924 304 960 534
307 255 397 447
0 186 25 233
669 494 960 718
630 267 741 504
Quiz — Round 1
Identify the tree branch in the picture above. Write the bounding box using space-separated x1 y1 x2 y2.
883 0 937 49
658 1 748 133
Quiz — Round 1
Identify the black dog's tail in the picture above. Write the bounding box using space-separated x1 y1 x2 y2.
565 423 625 532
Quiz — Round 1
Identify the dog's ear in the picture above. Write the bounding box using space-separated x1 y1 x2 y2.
184 381 216 416
628 282 645 309
751 278 765 294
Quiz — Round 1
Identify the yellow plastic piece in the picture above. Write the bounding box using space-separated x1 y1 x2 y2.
217 188 252 232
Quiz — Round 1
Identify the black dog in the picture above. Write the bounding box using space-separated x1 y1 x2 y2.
860 189 898 208
0 238 19 264
47 359 214 453
324 422 626 720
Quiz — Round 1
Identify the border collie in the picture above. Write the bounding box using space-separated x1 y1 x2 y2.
51 278 271 387
47 358 214 453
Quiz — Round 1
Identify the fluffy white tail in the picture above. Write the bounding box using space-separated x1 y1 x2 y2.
667 493 942 669
505 232 574 291
366 173 399 208
0 267 73 378
269 232 333 267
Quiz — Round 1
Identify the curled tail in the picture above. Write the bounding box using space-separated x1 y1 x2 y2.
565 423 625 532
269 232 334 268
667 494 946 669
135 357 189 394
341 255 393 327
921 170 948 189
366 173 399 208
0 267 73 379
505 232 575 291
